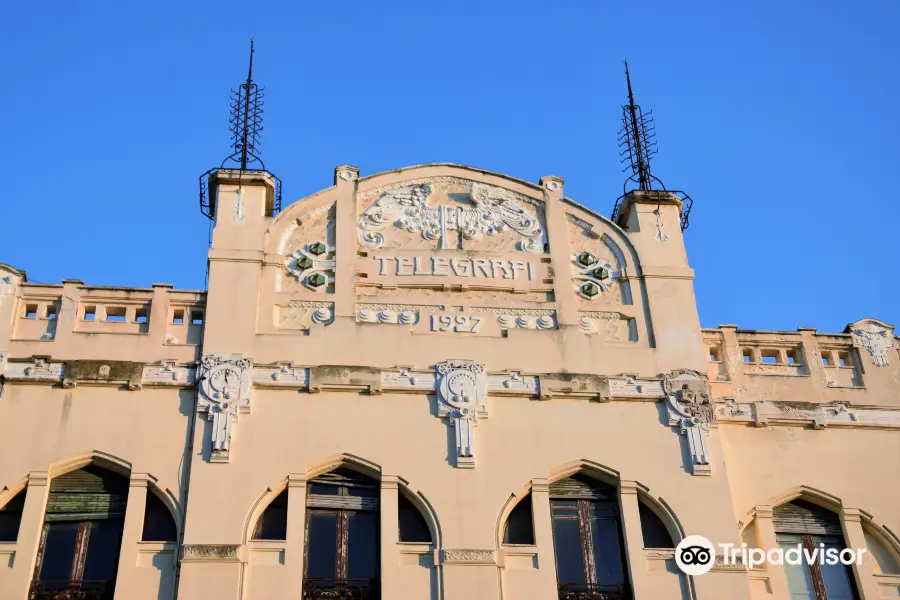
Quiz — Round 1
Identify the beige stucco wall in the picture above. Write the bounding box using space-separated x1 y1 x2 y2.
0 164 898 600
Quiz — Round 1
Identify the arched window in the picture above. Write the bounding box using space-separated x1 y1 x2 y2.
550 475 629 599
773 500 859 600
304 468 379 599
503 495 535 545
398 492 432 543
142 490 177 542
33 465 129 600
0 489 26 542
639 501 674 549
252 489 288 541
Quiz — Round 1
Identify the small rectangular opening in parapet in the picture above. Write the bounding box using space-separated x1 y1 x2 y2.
83 306 96 321
786 349 801 365
172 309 184 324
25 304 38 318
742 348 753 363
45 305 57 320
821 351 833 366
190 310 204 326
105 307 126 322
761 350 780 365
709 347 721 362
838 351 851 368
134 308 149 324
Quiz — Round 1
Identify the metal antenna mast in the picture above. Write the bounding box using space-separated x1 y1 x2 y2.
612 61 694 230
199 38 282 220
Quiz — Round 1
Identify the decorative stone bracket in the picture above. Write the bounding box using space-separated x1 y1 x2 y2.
197 353 253 463
664 369 714 476
436 360 488 468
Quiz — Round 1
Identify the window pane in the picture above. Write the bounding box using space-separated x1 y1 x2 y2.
252 491 287 541
639 502 673 548
82 520 124 582
399 494 432 543
39 522 79 582
306 512 338 579
142 492 178 542
347 511 379 579
0 490 26 542
777 534 816 600
591 518 626 586
308 484 339 496
819 540 856 600
552 513 585 584
503 496 534 545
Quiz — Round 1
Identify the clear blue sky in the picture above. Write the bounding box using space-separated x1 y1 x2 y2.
1 1 897 332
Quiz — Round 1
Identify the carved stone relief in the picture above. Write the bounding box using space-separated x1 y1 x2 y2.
4 358 65 382
567 220 631 307
442 549 495 564
197 354 253 462
142 361 196 386
578 311 636 342
435 360 488 468
664 369 713 476
276 301 334 330
278 203 335 294
284 240 335 293
357 179 545 253
181 544 241 562
849 320 894 367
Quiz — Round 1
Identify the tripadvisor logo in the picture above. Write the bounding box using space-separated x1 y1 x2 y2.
675 536 716 575
675 535 869 575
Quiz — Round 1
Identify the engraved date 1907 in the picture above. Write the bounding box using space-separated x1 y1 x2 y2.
430 314 483 333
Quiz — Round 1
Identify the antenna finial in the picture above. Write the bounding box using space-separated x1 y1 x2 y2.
199 39 283 220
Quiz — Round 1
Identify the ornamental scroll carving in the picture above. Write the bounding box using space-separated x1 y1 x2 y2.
435 359 488 469
197 354 253 463
182 544 240 560
442 549 495 563
664 369 713 476
358 182 543 253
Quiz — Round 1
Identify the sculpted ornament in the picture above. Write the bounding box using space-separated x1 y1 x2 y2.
357 182 543 252
198 354 253 462
664 369 713 476
849 320 894 367
285 240 335 292
435 360 488 468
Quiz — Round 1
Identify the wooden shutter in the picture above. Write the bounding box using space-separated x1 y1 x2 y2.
773 500 843 536
46 467 129 522
307 468 379 511
549 474 617 502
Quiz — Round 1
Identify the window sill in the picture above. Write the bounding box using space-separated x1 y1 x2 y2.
397 542 432 554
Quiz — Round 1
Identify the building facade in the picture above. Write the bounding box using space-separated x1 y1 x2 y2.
0 163 898 600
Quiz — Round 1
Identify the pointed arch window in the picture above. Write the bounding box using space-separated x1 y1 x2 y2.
550 475 630 600
398 492 431 544
252 489 288 541
31 465 129 600
638 502 674 549
141 490 177 542
0 488 26 542
773 500 859 600
304 468 379 600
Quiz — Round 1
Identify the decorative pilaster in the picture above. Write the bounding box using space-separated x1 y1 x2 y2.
539 175 578 327
751 506 790 598
435 359 488 468
529 479 560 598
840 508 882 600
9 472 50 599
113 473 150 598
380 476 401 599
197 353 253 462
664 369 714 475
334 165 359 319
284 474 307 599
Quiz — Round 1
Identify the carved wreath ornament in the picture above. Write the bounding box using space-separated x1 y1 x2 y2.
358 182 543 252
